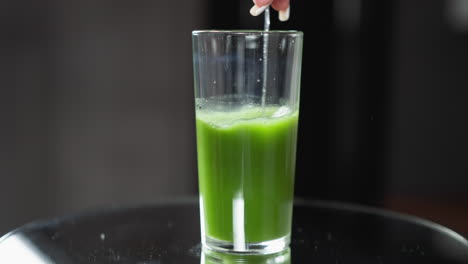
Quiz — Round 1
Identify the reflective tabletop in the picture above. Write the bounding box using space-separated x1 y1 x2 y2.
1 199 467 263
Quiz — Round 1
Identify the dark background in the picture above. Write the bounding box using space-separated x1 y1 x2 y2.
1 0 468 237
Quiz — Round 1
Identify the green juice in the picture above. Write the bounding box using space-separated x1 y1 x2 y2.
196 106 298 243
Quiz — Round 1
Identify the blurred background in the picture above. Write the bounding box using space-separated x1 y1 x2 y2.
1 0 468 238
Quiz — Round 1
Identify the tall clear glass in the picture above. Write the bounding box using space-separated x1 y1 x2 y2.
192 30 303 254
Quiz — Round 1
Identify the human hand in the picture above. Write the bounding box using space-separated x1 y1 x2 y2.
250 0 290 21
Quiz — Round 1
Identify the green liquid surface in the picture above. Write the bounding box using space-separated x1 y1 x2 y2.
196 106 298 243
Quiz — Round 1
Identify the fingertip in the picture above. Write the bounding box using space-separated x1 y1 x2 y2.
279 6 290 21
271 0 289 12
250 4 269 16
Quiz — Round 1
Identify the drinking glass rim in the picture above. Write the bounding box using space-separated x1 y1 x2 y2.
192 30 303 36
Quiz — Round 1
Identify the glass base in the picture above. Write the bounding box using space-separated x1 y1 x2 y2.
202 235 290 255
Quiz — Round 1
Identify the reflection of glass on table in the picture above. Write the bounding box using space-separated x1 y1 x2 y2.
201 247 291 264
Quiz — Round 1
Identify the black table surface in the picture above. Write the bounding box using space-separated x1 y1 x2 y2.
1 199 468 263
